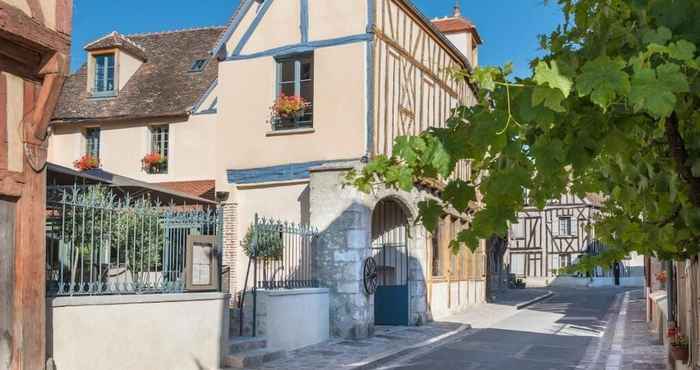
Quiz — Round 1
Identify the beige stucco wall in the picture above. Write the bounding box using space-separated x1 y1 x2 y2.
48 113 218 183
241 0 300 55
216 42 366 177
255 288 330 351
430 280 486 320
47 293 228 370
118 50 143 90
444 32 471 64
308 0 367 40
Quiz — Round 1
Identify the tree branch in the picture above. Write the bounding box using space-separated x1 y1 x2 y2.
666 112 700 208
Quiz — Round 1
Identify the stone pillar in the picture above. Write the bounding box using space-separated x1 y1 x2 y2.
310 164 374 339
222 202 239 307
408 225 429 325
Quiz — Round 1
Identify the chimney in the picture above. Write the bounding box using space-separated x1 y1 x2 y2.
453 0 461 17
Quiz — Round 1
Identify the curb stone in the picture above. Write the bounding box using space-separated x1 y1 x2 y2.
348 324 471 370
515 291 554 310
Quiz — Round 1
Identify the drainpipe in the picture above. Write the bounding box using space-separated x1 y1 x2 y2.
666 260 675 325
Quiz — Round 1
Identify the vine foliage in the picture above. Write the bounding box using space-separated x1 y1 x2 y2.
349 0 700 268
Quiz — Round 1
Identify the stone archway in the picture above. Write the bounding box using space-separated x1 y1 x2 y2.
371 198 411 325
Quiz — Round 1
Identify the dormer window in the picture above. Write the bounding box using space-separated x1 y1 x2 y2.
93 53 115 97
190 59 207 73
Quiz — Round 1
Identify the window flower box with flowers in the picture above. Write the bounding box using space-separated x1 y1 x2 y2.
142 152 168 174
270 94 312 131
73 154 99 171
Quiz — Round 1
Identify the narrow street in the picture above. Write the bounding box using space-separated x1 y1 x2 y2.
378 288 668 370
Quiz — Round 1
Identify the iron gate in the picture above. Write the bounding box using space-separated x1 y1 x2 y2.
371 199 410 326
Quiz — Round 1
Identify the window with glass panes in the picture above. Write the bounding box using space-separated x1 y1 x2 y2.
85 128 100 159
275 53 313 129
93 54 115 95
559 216 572 236
150 125 169 173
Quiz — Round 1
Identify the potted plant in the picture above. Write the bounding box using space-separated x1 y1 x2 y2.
655 271 667 284
142 152 167 173
271 94 308 122
670 334 689 363
73 154 99 171
242 225 283 260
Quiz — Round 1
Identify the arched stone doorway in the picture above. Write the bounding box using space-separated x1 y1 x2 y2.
371 198 410 325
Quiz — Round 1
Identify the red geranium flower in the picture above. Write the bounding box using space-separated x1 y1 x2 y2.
73 155 99 171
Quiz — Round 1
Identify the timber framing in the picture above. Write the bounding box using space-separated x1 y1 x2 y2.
0 0 70 54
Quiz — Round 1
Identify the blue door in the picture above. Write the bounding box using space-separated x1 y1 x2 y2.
371 199 410 326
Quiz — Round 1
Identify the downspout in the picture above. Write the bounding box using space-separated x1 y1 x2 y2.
666 260 675 325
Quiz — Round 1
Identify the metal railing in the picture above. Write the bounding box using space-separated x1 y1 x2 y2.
45 185 220 296
238 214 318 336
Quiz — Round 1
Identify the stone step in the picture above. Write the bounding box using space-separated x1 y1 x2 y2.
224 348 286 369
228 337 267 354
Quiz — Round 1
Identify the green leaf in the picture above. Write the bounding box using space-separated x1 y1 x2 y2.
657 63 690 93
642 26 672 45
668 40 696 61
533 60 573 97
471 67 498 91
416 199 443 232
629 64 688 118
576 56 630 110
442 180 476 213
532 86 566 112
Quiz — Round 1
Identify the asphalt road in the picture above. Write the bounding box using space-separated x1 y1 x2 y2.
381 287 626 370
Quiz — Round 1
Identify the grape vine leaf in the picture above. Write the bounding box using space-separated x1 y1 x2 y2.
533 60 573 97
576 56 631 110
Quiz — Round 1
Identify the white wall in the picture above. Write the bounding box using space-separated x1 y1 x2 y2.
430 280 486 320
48 293 229 370
255 288 330 351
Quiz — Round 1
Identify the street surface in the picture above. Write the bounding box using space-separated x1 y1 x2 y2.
378 288 667 370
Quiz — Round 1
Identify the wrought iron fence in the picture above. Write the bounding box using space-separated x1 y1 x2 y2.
245 216 319 289
45 185 220 296
238 215 318 336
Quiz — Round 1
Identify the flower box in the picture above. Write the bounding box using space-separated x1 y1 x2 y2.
73 155 99 171
142 152 167 174
670 335 689 363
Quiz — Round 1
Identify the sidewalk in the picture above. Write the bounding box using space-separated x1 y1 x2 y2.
255 288 553 370
578 289 668 370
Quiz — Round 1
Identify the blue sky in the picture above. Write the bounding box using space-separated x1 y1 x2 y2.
70 0 563 77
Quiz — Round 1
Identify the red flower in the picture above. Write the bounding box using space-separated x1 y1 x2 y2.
142 152 166 168
73 155 99 171
271 94 308 119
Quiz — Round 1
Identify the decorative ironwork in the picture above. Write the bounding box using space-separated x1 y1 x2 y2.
363 257 378 295
45 185 220 296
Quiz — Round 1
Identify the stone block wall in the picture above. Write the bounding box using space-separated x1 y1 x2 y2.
309 161 431 338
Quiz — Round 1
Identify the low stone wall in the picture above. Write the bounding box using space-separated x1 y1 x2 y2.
253 288 330 351
430 280 486 320
47 293 229 370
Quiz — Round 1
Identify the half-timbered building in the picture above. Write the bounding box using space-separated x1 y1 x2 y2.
49 0 486 339
0 1 71 369
505 194 602 285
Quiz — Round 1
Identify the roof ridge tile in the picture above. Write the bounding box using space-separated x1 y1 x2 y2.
125 25 225 38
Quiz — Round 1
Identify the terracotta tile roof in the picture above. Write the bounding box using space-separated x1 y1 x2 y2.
84 31 148 61
432 16 483 45
53 26 225 124
155 180 216 201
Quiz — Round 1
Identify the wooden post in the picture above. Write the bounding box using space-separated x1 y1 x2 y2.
0 2 71 369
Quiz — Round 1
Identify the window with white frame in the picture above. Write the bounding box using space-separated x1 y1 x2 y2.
148 125 169 174
511 219 525 239
559 216 573 236
93 53 115 96
273 53 313 130
85 128 100 159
